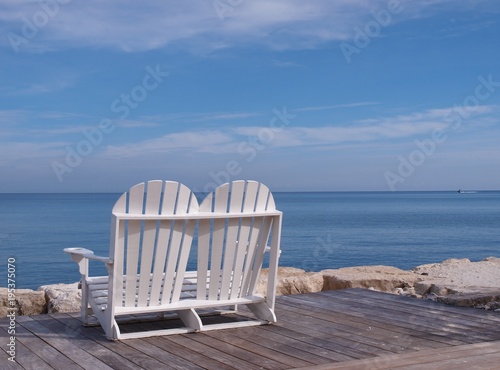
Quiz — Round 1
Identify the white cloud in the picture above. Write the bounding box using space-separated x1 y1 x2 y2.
187 112 264 121
115 120 160 129
0 0 490 53
0 109 95 137
272 60 306 68
140 111 264 124
295 102 378 112
7 81 73 95
101 105 498 158
234 121 448 149
0 141 65 165
104 130 235 157
0 109 26 124
0 69 77 96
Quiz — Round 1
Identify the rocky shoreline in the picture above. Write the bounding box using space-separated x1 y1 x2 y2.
2 257 500 317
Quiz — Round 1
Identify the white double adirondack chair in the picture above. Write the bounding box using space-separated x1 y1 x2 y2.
64 180 282 340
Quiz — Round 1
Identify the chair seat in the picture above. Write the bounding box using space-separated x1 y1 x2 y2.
86 271 201 311
86 271 266 315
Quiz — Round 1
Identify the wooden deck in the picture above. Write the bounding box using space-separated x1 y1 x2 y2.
2 289 500 369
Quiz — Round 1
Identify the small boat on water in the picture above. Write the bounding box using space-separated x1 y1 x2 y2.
457 189 478 194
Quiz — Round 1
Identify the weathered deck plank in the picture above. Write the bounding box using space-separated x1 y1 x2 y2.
277 295 449 352
0 321 41 370
31 314 142 370
297 340 500 370
142 335 238 370
17 315 112 370
339 289 500 334
284 291 493 344
164 334 272 370
13 316 83 370
1 289 499 369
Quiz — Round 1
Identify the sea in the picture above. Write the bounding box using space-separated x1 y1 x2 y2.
1 191 499 290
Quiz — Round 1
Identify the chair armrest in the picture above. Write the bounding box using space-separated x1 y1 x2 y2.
64 248 113 275
64 247 112 263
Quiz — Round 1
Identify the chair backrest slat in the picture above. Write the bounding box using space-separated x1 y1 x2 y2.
136 219 157 306
144 180 163 214
229 181 245 212
110 192 127 305
160 220 184 304
124 220 141 306
230 217 252 299
229 181 261 298
255 184 271 211
123 183 145 306
196 218 211 299
149 219 172 304
176 183 193 214
171 219 196 302
161 181 179 214
240 216 264 296
128 183 145 213
207 218 225 300
219 180 245 299
245 216 273 295
219 216 239 300
133 181 164 305
243 181 259 212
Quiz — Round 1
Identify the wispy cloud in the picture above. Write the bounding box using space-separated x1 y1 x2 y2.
272 60 306 68
1 78 76 96
37 111 87 120
0 109 93 137
141 111 264 124
104 131 235 157
0 109 27 124
115 120 160 129
295 102 379 112
0 0 485 53
0 141 65 165
101 105 498 158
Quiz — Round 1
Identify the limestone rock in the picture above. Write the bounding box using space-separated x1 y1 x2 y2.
258 267 324 296
39 282 81 314
413 258 500 309
412 258 500 287
414 281 433 296
0 288 46 316
394 286 418 297
321 265 423 292
483 256 500 264
434 289 500 308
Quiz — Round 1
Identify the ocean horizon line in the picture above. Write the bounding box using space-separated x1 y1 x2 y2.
1 189 500 195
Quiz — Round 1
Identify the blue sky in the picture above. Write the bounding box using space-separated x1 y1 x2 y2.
1 0 499 192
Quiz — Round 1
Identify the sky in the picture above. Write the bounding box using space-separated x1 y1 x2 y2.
1 0 500 193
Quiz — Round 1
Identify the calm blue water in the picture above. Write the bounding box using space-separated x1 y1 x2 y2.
0 191 499 290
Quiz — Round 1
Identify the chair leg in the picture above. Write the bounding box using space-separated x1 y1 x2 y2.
247 302 276 323
80 279 91 325
176 309 203 331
